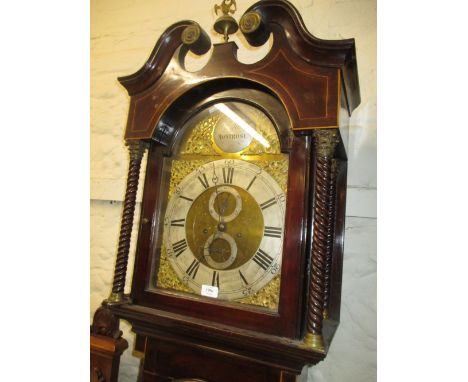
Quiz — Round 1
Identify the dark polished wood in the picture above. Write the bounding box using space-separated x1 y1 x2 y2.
108 141 147 303
242 0 360 113
90 304 128 382
305 130 339 349
136 336 309 382
91 335 128 382
111 304 326 382
128 92 308 338
97 1 360 380
327 159 348 323
323 160 338 317
118 1 359 140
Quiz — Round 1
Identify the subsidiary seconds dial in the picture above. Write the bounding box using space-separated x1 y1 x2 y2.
163 159 286 300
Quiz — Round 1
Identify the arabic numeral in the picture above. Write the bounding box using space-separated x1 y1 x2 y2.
242 287 253 297
175 186 182 195
271 263 280 275
276 193 286 205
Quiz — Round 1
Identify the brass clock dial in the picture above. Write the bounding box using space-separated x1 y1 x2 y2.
163 159 285 300
153 100 289 309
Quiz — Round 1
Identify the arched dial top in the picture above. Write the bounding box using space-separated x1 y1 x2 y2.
163 159 285 301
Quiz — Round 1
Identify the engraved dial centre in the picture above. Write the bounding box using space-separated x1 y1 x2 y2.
186 184 264 270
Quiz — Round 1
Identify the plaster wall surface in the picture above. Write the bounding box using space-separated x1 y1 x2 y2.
90 1 376 381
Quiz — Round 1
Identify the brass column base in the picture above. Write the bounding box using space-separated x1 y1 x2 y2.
303 333 325 353
106 292 132 306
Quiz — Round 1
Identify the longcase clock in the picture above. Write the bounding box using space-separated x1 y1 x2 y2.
90 1 360 381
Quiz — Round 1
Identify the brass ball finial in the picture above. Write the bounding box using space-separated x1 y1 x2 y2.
213 0 239 42
181 23 211 55
240 11 262 34
182 25 201 45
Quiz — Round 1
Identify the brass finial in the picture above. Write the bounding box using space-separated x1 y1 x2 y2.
213 0 239 42
214 0 237 16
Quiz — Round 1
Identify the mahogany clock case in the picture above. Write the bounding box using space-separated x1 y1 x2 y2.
99 0 360 379
129 84 324 339
113 80 348 342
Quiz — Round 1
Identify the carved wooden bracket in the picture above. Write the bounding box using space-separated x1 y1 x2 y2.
90 304 129 382
90 303 123 339
90 337 128 382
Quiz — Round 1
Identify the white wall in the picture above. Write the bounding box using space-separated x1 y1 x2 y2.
90 1 376 381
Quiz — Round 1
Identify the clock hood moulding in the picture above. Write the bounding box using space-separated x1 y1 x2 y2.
117 0 360 141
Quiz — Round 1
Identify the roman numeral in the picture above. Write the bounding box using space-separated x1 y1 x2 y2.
222 167 234 184
264 226 282 238
172 239 187 258
260 197 277 210
212 271 220 287
239 270 249 285
179 195 193 202
171 218 185 227
253 249 274 271
186 259 200 279
198 173 209 189
246 176 256 191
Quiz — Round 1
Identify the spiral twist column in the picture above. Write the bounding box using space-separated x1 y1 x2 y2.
108 140 147 304
323 160 338 319
304 129 339 351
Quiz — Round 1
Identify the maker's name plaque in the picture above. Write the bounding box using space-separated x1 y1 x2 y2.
213 119 253 153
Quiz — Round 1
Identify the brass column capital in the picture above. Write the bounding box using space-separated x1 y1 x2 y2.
314 129 339 158
127 140 147 160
